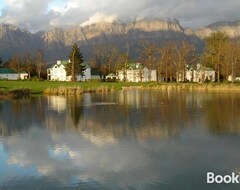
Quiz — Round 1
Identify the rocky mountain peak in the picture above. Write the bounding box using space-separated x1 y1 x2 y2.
195 20 240 39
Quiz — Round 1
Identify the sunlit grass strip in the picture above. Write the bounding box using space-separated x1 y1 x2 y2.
43 86 115 95
137 83 240 92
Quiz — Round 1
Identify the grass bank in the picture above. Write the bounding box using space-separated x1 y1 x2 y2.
0 81 154 95
1 81 240 97
0 88 31 99
142 83 240 92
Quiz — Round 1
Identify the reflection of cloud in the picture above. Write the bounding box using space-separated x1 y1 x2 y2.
2 126 240 189
81 131 117 146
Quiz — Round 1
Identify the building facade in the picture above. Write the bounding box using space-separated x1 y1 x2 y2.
117 63 157 82
47 60 94 81
178 64 215 83
0 68 28 80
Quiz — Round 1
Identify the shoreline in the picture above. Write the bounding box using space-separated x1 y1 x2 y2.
1 81 240 99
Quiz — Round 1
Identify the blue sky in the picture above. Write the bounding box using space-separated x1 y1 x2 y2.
0 0 240 32
0 0 5 16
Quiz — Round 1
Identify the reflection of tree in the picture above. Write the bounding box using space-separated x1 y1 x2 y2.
66 96 83 127
74 90 190 140
0 97 47 136
204 93 240 134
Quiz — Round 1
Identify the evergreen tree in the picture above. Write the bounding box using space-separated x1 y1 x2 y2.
0 57 3 68
66 43 84 81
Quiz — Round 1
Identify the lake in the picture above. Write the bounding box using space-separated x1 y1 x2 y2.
0 89 240 190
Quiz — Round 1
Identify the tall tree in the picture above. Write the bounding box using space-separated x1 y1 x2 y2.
90 44 119 79
23 52 33 79
201 32 229 82
9 55 22 79
35 49 46 78
139 41 158 81
66 43 84 81
0 57 3 68
157 42 175 82
173 42 197 82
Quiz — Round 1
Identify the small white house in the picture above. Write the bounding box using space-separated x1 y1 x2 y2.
228 75 240 82
117 63 157 82
178 64 215 83
0 68 28 80
47 60 99 81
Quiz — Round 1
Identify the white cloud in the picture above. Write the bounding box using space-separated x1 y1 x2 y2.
80 13 118 27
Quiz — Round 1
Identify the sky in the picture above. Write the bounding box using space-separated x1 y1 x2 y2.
0 0 240 32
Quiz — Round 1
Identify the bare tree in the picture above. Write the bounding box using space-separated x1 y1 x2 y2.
9 54 22 79
202 32 229 82
23 52 33 79
139 40 159 81
35 49 45 78
91 44 120 79
173 42 197 82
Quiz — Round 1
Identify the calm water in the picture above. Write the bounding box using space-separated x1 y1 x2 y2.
0 90 240 190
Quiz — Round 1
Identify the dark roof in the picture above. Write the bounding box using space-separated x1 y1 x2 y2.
81 61 90 69
128 63 145 70
91 68 100 75
0 68 17 74
189 64 215 72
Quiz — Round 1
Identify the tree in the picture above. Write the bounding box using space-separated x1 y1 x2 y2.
0 57 3 68
201 32 229 82
23 52 33 79
90 44 120 79
173 42 197 82
157 42 175 82
139 41 158 81
35 49 46 79
66 43 84 81
221 41 240 82
9 54 22 79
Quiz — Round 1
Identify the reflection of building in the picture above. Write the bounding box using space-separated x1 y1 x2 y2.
47 96 67 112
117 63 157 82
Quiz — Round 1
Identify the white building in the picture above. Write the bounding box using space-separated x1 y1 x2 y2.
178 64 215 83
47 60 67 81
117 63 157 82
47 60 95 81
0 68 28 80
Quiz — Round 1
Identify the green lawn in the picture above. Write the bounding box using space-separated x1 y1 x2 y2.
0 80 157 94
1 80 240 95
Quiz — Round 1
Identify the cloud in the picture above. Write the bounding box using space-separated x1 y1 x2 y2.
80 13 118 27
0 0 240 32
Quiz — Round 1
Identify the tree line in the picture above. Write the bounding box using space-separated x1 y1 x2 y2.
90 31 240 82
1 31 240 82
0 49 46 79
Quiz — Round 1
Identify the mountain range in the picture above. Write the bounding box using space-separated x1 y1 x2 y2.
0 19 240 62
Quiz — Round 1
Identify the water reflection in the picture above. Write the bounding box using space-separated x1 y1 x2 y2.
1 90 240 189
